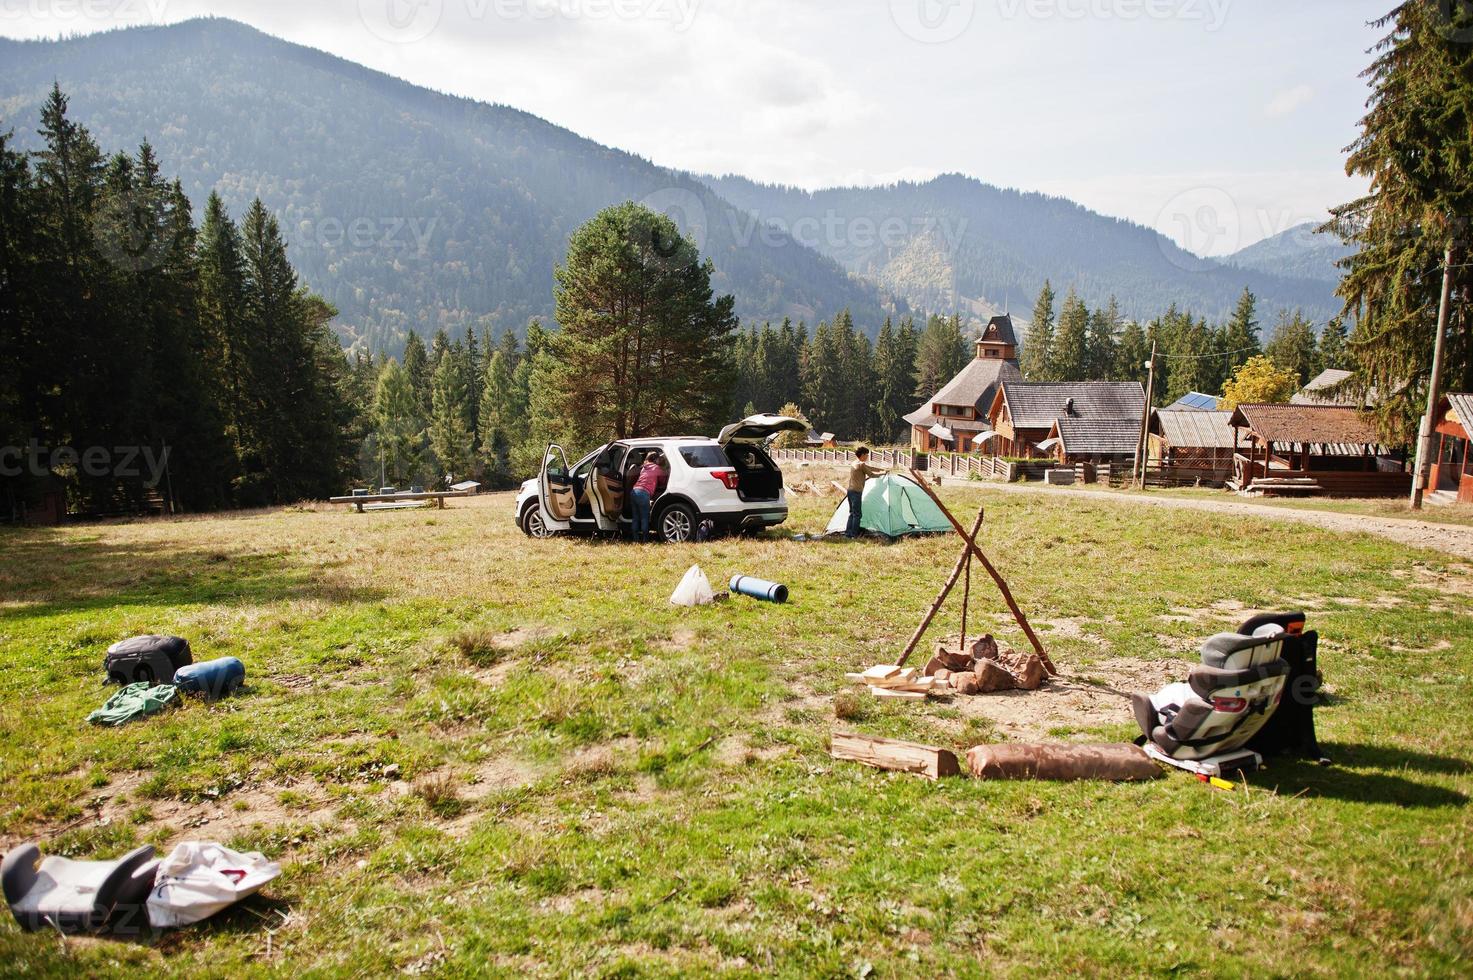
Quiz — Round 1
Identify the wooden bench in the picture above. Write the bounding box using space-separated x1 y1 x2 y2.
329 491 472 513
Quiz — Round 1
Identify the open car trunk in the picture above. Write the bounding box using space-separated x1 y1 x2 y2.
725 444 783 501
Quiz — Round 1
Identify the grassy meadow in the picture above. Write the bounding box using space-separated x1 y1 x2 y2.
0 486 1470 976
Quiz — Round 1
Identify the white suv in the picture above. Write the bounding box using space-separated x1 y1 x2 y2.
514 414 806 542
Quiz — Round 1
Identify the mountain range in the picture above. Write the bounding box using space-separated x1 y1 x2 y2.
0 18 1346 353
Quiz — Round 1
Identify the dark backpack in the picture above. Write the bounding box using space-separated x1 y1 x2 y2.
104 635 193 687
1238 613 1325 761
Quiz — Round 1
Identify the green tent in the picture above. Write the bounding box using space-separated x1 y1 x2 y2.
825 474 951 539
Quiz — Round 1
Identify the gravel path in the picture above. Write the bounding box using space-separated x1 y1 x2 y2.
949 479 1473 560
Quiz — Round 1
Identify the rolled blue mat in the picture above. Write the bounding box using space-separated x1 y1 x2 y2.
173 657 246 699
730 574 789 604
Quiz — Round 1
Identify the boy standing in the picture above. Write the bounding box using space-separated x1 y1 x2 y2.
845 447 888 539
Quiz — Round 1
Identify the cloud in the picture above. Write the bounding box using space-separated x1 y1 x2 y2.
1266 84 1315 119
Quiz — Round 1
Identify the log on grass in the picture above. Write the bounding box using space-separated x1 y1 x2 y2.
966 743 1162 782
831 732 961 780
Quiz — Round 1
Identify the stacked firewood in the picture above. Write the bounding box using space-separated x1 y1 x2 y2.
925 634 1047 694
848 634 1047 701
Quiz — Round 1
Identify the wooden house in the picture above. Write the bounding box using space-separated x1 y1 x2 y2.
1227 403 1408 496
1148 409 1237 484
1429 393 1473 503
904 315 1021 453
1043 417 1143 468
986 381 1145 459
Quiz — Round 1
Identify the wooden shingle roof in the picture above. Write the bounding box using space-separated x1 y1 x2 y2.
930 358 1021 410
999 381 1146 429
1228 403 1381 446
1050 417 1142 455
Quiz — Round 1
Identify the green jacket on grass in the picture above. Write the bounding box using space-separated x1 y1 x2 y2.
87 682 178 726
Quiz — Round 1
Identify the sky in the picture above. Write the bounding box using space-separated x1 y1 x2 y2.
0 0 1389 254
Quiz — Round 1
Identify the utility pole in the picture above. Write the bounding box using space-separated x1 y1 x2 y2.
1134 341 1158 487
1412 244 1456 510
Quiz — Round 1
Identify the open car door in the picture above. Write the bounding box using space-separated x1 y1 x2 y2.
717 413 809 447
538 444 576 532
588 443 628 531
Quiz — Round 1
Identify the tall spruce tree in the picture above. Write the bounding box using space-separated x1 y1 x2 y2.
403 331 431 418
374 359 427 487
429 352 475 483
1086 297 1121 380
1052 289 1090 382
1022 280 1055 381
1264 310 1319 387
1221 288 1263 372
1328 0 1473 436
873 316 918 442
1316 317 1352 373
913 314 968 400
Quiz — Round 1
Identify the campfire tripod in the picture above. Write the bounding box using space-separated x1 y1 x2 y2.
896 470 1056 676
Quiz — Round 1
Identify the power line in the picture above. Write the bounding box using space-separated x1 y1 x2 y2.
1156 344 1263 362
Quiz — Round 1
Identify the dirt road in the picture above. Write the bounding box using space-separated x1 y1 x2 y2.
951 479 1473 560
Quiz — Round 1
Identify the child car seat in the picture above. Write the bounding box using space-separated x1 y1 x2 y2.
1239 612 1324 759
1133 628 1290 761
3 843 158 934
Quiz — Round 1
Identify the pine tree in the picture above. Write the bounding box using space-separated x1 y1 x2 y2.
1316 317 1351 373
1115 320 1151 387
429 352 475 483
1052 289 1090 382
540 203 737 444
1021 280 1055 381
198 193 249 460
403 331 431 417
1221 288 1262 371
478 348 518 488
913 314 968 400
373 359 427 486
1327 2 1473 436
1264 310 1318 387
873 317 917 443
1086 296 1120 380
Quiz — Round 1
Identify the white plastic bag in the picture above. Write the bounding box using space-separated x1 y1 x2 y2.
669 564 715 607
146 841 281 928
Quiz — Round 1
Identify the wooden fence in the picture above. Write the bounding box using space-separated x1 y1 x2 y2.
771 449 1237 489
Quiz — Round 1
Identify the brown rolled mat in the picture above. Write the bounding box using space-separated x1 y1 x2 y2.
966 742 1163 782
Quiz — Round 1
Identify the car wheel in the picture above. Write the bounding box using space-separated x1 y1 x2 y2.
521 503 553 538
657 502 697 543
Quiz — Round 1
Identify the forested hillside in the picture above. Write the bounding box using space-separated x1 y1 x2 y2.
1225 222 1352 283
0 19 893 355
703 173 1342 326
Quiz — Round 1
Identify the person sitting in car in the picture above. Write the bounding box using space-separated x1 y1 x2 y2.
630 451 668 542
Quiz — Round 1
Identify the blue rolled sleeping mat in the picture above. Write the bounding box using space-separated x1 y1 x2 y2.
173 657 245 699
729 574 788 604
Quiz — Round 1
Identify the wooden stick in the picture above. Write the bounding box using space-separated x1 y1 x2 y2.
908 469 1056 676
960 543 971 652
896 508 985 667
